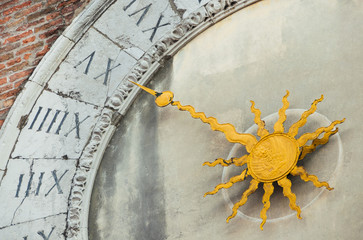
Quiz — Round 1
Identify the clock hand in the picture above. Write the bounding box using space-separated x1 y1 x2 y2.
130 81 258 152
129 80 174 107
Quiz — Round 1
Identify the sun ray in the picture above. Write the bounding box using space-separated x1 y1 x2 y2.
204 169 248 197
260 182 274 230
299 128 338 160
273 90 290 133
277 177 302 219
203 155 247 167
226 179 259 222
291 166 333 190
288 95 324 137
297 119 345 147
250 100 269 138
171 101 258 152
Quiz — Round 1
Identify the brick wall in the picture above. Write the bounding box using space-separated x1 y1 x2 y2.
0 0 91 128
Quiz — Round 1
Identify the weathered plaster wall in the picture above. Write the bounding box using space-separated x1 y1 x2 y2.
89 0 363 239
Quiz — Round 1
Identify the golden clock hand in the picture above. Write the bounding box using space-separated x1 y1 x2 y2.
130 80 174 107
130 81 258 152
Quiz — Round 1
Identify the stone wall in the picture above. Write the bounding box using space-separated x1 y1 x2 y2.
0 0 91 128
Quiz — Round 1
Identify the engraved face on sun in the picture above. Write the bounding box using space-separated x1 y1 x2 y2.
248 133 299 183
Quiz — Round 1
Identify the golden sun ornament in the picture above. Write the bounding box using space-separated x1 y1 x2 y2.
130 81 345 230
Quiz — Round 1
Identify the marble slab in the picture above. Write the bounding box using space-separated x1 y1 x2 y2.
0 159 76 227
93 0 181 52
47 28 137 107
0 214 67 239
11 90 102 159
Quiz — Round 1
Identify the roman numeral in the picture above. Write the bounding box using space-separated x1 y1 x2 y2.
74 51 95 74
45 170 68 197
64 113 90 139
28 107 89 139
73 52 121 86
37 226 55 240
124 1 171 42
123 0 152 26
142 14 170 42
15 170 68 198
93 58 121 86
23 226 55 240
29 107 68 134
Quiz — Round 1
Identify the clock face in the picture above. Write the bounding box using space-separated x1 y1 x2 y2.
88 1 363 239
0 0 362 239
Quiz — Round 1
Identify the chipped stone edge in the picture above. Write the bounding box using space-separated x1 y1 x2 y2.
64 0 264 239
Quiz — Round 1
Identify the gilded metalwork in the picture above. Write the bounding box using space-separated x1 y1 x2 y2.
131 82 345 230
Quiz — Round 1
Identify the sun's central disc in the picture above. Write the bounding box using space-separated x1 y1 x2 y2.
248 133 300 182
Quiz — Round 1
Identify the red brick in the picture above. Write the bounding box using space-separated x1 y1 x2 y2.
57 0 79 9
0 64 5 71
0 53 14 62
0 0 22 12
5 17 25 29
0 42 21 52
27 6 54 22
16 42 44 56
3 98 15 108
46 35 58 44
36 44 50 57
46 11 60 21
0 32 11 40
14 3 43 19
0 62 28 77
39 27 60 39
22 36 36 44
0 108 9 116
0 77 7 85
3 30 33 44
0 88 20 100
0 16 11 25
14 78 27 88
61 5 74 15
3 1 32 16
0 120 5 127
23 53 32 60
64 12 75 24
16 18 45 31
47 0 60 6
6 57 21 67
34 17 63 33
9 68 34 82
0 26 6 34
0 83 13 93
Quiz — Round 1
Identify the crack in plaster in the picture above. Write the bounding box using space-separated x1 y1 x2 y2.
0 212 67 230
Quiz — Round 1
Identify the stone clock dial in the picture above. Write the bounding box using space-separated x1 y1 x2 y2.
0 0 362 239
89 1 362 239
